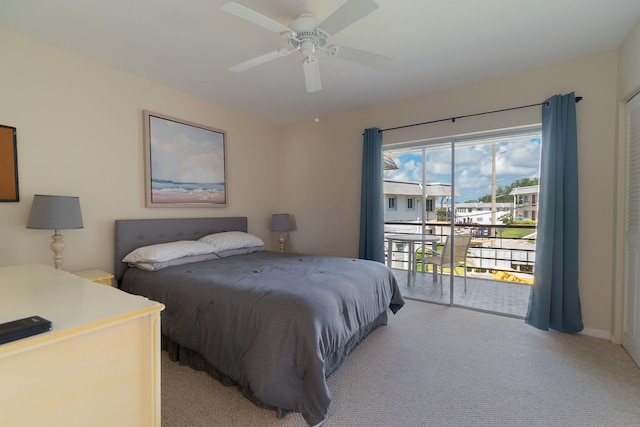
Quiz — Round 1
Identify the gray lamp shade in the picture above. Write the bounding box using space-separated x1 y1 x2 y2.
26 195 84 230
270 213 292 232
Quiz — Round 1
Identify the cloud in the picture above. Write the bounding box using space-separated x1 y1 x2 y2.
150 116 225 183
383 137 540 201
385 154 422 181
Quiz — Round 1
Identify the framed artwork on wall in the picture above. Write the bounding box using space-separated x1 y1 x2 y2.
0 125 19 202
143 110 227 208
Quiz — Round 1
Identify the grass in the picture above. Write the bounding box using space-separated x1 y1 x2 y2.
497 227 535 239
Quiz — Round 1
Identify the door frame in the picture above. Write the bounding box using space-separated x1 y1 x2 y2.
619 92 640 365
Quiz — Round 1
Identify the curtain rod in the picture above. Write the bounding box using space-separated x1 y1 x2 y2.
379 96 582 133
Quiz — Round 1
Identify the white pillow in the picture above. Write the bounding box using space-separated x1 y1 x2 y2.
122 240 217 263
198 231 264 254
130 253 219 271
215 246 264 258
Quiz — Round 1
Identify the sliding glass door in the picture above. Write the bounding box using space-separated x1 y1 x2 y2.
383 127 541 317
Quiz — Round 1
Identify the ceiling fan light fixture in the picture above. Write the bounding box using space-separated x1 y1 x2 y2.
300 40 317 57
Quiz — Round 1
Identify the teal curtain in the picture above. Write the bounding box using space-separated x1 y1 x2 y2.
359 128 385 262
526 93 583 332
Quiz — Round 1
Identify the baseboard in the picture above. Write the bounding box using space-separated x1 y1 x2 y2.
580 327 611 340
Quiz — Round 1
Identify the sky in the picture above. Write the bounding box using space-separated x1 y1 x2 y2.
383 137 541 202
149 115 225 184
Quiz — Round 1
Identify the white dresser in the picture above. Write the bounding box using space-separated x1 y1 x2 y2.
0 264 164 427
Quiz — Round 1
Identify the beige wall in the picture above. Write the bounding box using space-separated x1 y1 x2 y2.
0 30 282 273
618 20 640 101
281 51 620 337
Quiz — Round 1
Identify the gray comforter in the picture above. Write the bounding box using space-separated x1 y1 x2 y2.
120 251 404 425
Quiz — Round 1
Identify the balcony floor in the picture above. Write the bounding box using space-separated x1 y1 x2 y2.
391 268 531 318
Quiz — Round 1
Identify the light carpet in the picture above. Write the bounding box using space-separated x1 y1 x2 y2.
161 300 640 426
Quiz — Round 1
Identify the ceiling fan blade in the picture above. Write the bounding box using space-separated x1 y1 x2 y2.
222 2 292 35
302 57 321 93
332 45 391 69
230 49 291 72
317 0 378 36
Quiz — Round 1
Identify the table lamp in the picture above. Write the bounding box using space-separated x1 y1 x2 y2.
270 213 293 253
26 194 84 270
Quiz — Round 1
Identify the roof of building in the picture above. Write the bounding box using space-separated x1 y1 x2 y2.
383 180 459 197
509 185 539 196
384 180 421 196
383 154 398 171
456 202 513 208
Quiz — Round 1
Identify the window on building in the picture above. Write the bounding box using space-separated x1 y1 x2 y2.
388 197 396 210
407 198 415 210
425 199 434 212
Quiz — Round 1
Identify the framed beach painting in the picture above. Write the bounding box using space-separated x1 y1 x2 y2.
143 111 227 207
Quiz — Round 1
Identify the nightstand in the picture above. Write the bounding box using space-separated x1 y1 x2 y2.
74 269 114 287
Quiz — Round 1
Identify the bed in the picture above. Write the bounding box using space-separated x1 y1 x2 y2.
114 217 404 426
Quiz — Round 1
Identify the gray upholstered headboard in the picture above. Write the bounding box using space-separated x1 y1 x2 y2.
114 217 248 282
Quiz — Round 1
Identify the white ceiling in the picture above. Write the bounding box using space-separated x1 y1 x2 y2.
2 0 639 126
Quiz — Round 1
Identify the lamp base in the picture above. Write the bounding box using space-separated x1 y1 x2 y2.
278 233 287 253
50 230 65 270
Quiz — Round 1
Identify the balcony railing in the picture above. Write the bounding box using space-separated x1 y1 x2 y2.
384 222 536 284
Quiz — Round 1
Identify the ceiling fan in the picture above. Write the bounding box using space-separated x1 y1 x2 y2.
221 0 391 93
